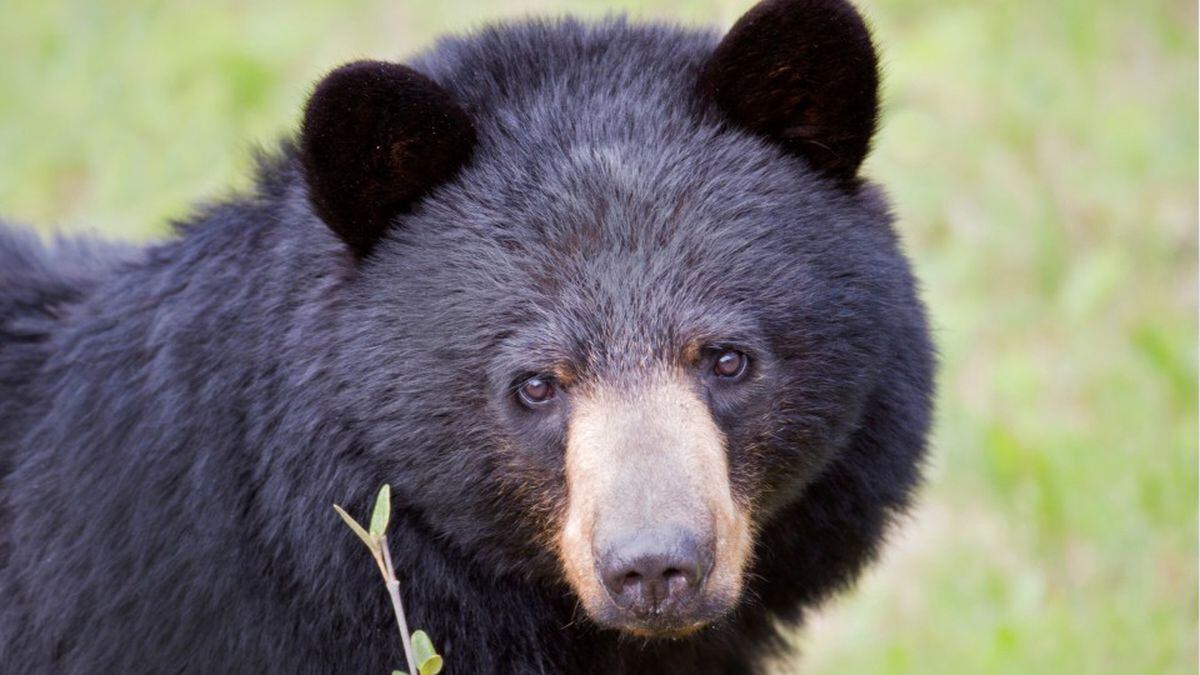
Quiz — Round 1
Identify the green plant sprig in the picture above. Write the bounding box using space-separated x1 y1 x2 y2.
334 485 444 675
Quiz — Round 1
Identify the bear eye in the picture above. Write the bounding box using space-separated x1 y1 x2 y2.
713 349 749 380
517 375 556 408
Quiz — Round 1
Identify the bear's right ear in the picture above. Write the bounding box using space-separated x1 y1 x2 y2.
300 61 476 259
699 0 880 182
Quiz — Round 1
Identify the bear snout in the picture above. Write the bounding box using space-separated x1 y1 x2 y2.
557 374 753 636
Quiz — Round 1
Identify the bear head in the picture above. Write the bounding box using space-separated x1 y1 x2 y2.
297 0 914 638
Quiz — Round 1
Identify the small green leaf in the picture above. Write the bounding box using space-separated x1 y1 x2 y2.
419 655 443 675
333 504 375 552
370 484 392 540
412 630 442 675
392 671 407 675
411 630 436 662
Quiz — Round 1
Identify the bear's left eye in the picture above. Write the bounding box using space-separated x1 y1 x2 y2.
517 375 557 408
712 349 750 380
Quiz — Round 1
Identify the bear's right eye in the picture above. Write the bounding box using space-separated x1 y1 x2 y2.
517 375 557 408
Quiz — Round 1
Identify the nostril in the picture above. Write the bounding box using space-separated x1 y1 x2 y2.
621 571 641 592
663 567 688 585
663 568 692 598
604 568 640 597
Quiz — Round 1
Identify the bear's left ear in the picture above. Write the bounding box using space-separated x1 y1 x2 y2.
699 0 880 182
300 60 476 258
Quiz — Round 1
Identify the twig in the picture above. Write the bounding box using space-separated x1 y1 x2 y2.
379 534 419 675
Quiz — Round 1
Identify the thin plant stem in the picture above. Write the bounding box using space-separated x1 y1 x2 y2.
379 534 419 675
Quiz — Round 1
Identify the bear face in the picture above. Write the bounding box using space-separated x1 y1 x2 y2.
300 0 926 638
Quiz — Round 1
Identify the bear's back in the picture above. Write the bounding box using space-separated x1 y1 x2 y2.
0 227 135 489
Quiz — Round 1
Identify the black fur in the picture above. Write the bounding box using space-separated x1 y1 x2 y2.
0 2 933 673
300 60 476 258
700 0 880 179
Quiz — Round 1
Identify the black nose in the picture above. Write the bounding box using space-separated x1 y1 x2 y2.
598 528 712 617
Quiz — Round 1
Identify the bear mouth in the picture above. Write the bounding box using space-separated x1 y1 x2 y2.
586 585 738 638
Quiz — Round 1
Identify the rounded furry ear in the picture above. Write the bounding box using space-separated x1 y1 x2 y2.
699 0 880 180
300 61 476 258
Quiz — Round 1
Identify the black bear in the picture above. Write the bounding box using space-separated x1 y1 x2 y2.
0 0 934 672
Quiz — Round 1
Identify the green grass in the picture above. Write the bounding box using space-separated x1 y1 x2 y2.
1 1 1194 672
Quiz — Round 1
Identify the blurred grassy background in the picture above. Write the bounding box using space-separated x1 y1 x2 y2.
1 0 1195 672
